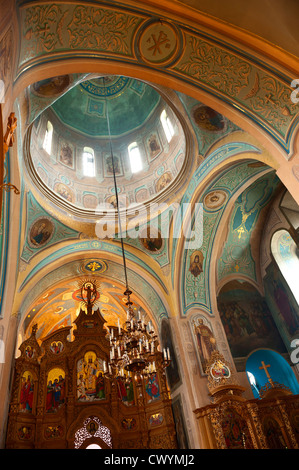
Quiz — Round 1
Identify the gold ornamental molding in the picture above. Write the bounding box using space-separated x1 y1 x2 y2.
0 110 20 223
15 2 299 154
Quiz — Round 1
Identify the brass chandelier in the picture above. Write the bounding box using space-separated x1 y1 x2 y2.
101 77 171 382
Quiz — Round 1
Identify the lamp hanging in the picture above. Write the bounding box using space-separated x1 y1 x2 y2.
101 76 170 382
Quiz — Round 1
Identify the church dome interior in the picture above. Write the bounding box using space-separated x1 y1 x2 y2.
0 0 299 452
27 75 187 216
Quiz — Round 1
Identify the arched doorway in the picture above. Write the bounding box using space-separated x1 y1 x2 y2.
74 416 112 449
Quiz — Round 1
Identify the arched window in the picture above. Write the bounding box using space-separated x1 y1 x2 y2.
86 444 102 449
43 121 53 154
160 109 174 143
246 349 299 399
128 142 142 173
271 229 299 305
83 147 95 177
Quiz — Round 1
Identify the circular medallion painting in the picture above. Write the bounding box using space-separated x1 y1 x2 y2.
203 190 227 211
210 360 231 380
28 217 54 248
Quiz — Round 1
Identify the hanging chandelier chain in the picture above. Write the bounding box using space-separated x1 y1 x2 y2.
102 76 170 381
104 78 129 292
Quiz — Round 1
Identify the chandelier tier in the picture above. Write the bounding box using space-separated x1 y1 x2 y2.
104 288 170 381
101 77 171 382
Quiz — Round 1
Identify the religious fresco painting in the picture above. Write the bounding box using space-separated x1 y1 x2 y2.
139 227 163 252
161 319 181 390
32 75 71 97
104 153 122 177
263 416 288 449
217 281 287 362
44 425 64 439
116 375 134 406
189 250 204 278
121 417 137 430
171 395 189 449
19 371 35 413
28 217 54 248
49 340 64 355
192 316 217 375
149 413 163 427
59 142 74 169
145 372 160 403
46 368 65 413
203 189 228 212
155 171 172 192
192 105 226 132
54 182 74 203
77 351 105 401
264 262 299 338
221 408 253 449
147 132 162 160
83 193 98 209
17 426 33 441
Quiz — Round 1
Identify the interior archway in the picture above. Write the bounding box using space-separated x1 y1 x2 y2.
246 349 299 398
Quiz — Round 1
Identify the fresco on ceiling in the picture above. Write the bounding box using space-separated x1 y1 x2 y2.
191 315 217 375
135 187 149 203
147 132 162 160
81 260 108 275
46 368 65 412
104 153 122 177
59 142 74 169
32 75 70 97
29 217 54 248
30 95 184 210
80 75 130 98
179 157 268 312
189 250 204 278
53 182 75 202
20 251 168 334
18 3 299 153
83 193 98 209
218 172 280 282
177 93 240 155
20 371 36 413
106 194 128 209
217 281 287 362
203 189 228 212
155 171 172 193
264 261 299 340
161 319 181 390
192 105 226 132
51 75 160 137
139 227 163 252
22 275 151 345
77 351 106 402
21 192 80 263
